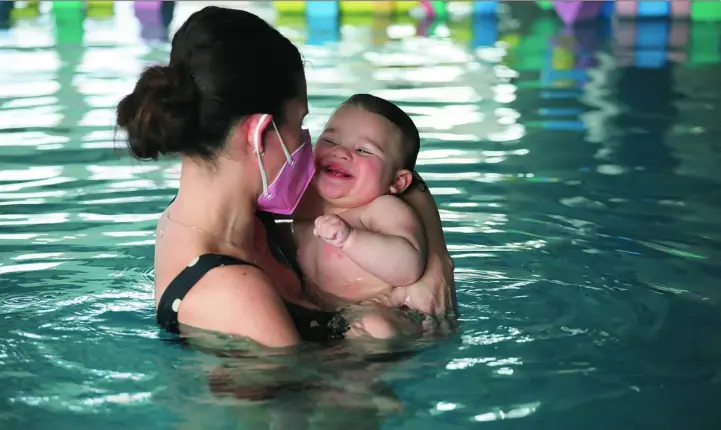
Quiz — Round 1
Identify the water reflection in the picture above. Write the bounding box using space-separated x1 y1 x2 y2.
1 2 721 429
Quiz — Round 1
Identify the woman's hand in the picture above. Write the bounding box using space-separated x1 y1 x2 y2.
394 179 458 329
397 252 456 317
388 251 457 332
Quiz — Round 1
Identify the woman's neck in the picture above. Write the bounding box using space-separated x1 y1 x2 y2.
171 156 258 250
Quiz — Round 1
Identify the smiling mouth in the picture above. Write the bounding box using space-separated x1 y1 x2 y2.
322 165 353 178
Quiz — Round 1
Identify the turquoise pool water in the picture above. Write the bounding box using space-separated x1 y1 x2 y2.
2 3 721 429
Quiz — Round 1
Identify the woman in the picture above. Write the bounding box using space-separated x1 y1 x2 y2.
115 6 455 348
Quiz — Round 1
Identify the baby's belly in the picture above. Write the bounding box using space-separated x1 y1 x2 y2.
315 272 393 305
304 243 394 305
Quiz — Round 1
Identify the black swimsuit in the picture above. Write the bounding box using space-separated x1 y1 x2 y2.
156 211 349 343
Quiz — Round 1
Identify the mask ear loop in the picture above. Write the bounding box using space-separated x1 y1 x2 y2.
271 121 294 166
254 114 270 196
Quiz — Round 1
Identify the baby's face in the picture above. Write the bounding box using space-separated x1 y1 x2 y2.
313 105 407 208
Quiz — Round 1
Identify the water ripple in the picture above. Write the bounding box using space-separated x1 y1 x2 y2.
1 3 721 429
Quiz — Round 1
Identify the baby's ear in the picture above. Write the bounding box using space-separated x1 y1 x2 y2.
389 169 413 195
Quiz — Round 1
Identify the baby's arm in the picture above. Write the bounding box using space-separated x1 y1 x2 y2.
313 195 426 287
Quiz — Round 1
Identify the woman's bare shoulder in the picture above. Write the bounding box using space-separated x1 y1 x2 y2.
177 264 301 348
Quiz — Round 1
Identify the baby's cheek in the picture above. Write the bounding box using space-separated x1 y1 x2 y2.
313 146 326 159
358 158 385 178
371 160 395 187
353 162 390 203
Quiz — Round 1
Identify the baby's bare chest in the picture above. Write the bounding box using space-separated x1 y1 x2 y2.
294 212 366 279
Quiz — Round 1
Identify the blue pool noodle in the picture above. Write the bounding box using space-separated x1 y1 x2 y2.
473 1 497 16
634 21 669 68
471 0 497 47
306 1 339 46
472 14 497 48
600 1 615 18
306 1 339 18
636 1 671 18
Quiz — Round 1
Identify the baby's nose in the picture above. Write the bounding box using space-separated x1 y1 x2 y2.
332 145 351 159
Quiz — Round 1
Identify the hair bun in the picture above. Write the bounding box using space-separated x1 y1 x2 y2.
116 63 201 160
137 64 192 95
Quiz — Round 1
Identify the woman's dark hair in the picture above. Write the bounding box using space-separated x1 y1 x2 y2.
341 94 420 171
116 6 304 161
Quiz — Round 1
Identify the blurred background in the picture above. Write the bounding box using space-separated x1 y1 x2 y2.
1 1 721 429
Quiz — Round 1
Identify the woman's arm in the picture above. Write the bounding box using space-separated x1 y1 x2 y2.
396 181 457 320
179 265 302 348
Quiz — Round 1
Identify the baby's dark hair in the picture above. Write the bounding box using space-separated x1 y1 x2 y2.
115 7 304 161
340 94 420 171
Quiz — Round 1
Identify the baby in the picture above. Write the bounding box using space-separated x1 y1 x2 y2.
292 94 426 339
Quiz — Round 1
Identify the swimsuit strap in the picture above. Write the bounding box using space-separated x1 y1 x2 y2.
156 203 348 341
157 253 257 334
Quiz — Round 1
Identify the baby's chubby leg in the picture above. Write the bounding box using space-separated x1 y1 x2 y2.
343 304 423 340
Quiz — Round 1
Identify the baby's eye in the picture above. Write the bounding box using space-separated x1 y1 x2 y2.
322 138 336 145
356 148 372 155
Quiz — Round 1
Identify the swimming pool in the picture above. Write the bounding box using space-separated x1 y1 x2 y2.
2 2 721 429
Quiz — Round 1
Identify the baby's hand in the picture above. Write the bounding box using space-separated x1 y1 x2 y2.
313 214 352 248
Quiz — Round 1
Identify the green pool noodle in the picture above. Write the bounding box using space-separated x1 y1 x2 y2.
691 1 721 22
52 8 85 44
537 1 554 11
690 23 721 65
431 1 448 20
52 1 85 11
514 17 557 70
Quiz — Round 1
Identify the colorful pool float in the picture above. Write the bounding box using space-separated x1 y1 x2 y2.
537 1 721 23
273 1 418 15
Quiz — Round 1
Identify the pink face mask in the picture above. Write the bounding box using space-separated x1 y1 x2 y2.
253 114 315 215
